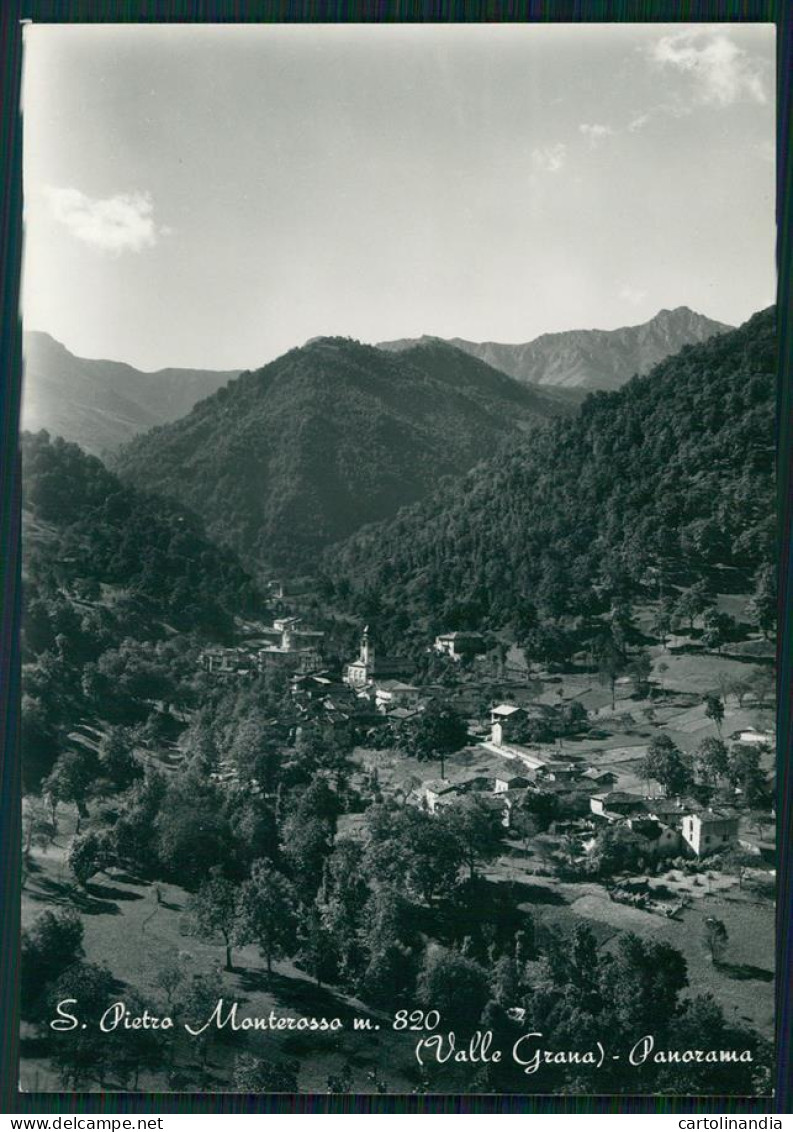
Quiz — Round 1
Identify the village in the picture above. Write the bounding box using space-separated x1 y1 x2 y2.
194 583 776 1027
20 569 777 1092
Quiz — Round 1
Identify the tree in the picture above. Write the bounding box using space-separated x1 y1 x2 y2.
232 1052 299 1092
179 969 224 1076
69 830 110 887
641 734 692 797
726 677 751 709
155 773 234 887
586 824 642 877
416 945 491 1033
404 811 464 905
595 637 626 711
153 954 189 1012
22 796 56 870
748 564 776 638
43 747 99 833
701 609 736 654
281 813 335 900
45 961 118 1088
746 666 774 708
111 768 167 875
492 954 520 1006
695 737 729 786
240 860 296 976
111 989 167 1089
652 599 676 649
297 903 335 988
628 651 653 698
21 909 84 1020
399 703 468 778
188 867 245 971
560 699 588 736
601 933 689 1036
727 744 771 809
675 582 714 633
703 693 725 736
702 917 728 965
443 796 503 881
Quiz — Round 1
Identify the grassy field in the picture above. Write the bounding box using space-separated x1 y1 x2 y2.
487 855 775 1039
21 812 424 1094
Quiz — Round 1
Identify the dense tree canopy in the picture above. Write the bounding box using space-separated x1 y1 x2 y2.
325 310 775 640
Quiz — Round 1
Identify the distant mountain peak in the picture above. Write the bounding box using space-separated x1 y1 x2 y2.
22 331 241 455
378 307 732 392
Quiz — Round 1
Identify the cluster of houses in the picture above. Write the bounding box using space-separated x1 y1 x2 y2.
396 693 744 862
199 615 765 875
201 616 325 677
408 759 741 861
586 791 740 858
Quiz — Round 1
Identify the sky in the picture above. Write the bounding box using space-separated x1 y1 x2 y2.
22 23 776 371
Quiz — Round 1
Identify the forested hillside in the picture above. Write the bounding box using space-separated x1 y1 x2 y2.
112 337 568 570
327 308 775 639
21 431 261 788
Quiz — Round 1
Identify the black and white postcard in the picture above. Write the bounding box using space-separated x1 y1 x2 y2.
16 21 779 1098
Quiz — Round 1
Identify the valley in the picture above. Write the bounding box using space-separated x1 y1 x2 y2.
19 309 777 1096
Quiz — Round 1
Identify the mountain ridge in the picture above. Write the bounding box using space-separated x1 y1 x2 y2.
22 330 241 455
377 306 732 392
328 307 774 640
112 335 569 571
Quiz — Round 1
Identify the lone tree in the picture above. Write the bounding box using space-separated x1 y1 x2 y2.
69 830 110 888
695 737 729 787
701 610 736 655
43 748 99 833
240 860 296 976
399 702 468 778
641 734 693 797
675 582 714 633
596 637 627 711
703 917 729 965
188 866 245 971
703 693 725 737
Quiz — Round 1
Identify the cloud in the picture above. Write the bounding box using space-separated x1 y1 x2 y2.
628 113 651 132
44 187 163 253
531 143 567 174
620 285 647 307
579 123 615 148
650 30 767 107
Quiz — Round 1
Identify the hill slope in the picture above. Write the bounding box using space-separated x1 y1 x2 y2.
113 336 568 570
329 308 775 635
22 331 240 455
22 430 259 637
378 307 731 392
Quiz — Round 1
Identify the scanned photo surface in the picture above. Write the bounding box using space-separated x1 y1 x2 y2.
19 24 777 1095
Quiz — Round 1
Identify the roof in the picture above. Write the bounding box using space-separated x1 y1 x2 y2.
376 680 418 693
436 631 485 641
492 704 522 717
690 809 740 825
386 707 421 721
423 779 460 795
